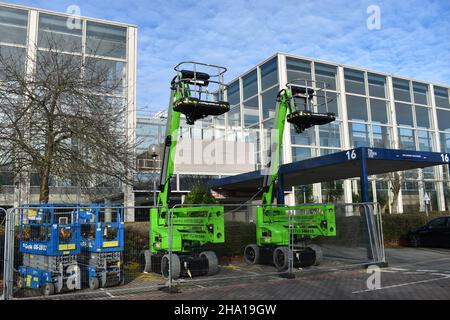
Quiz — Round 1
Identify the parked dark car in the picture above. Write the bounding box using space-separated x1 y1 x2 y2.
409 216 450 248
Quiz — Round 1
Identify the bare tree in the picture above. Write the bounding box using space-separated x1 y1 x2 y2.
389 172 402 214
0 36 135 204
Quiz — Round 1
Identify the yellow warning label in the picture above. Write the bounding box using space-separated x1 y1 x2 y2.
103 241 119 248
59 244 76 251
28 210 37 219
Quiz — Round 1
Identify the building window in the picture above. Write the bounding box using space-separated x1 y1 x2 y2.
0 46 26 79
291 126 315 146
0 6 28 45
415 106 430 129
86 21 127 59
344 69 365 95
398 128 415 150
286 58 311 83
350 123 370 147
242 70 258 100
317 92 339 116
441 133 450 153
227 81 240 106
393 78 411 102
292 147 312 162
372 125 391 148
395 103 414 127
434 86 450 109
370 99 388 124
261 86 278 120
413 82 429 105
243 95 259 127
38 13 82 52
437 109 450 132
319 122 341 148
347 95 368 122
36 50 82 81
228 105 241 128
85 57 126 96
0 171 14 186
368 73 386 98
260 58 278 90
315 63 337 91
417 130 433 152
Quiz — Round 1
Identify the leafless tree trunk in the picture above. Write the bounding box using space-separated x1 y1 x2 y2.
390 172 402 214
0 35 135 204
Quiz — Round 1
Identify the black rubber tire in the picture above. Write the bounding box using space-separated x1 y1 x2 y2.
200 251 219 276
42 282 55 296
411 235 421 248
161 254 181 280
244 245 260 265
139 250 152 273
307 244 323 266
273 247 290 272
89 277 99 290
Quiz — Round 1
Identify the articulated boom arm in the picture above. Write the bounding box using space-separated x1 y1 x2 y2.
261 81 336 208
156 63 230 209
156 83 183 209
261 89 293 207
149 62 229 255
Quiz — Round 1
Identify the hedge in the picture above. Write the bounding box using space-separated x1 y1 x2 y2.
1 212 446 274
381 212 448 247
122 212 450 258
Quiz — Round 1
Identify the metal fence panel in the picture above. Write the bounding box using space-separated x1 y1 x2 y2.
3 203 385 300
0 207 7 299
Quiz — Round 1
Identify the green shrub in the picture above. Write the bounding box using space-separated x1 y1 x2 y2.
184 187 218 205
381 212 447 246
123 222 149 264
122 221 256 261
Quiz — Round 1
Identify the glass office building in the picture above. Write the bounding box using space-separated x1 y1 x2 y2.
0 3 137 210
138 53 450 214
224 53 450 213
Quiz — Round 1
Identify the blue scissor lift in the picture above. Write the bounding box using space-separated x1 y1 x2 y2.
18 204 81 296
78 204 124 290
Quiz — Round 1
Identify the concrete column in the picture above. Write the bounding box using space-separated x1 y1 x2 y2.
13 9 39 208
123 26 138 222
337 66 353 205
387 76 403 213
429 85 446 211
278 54 296 203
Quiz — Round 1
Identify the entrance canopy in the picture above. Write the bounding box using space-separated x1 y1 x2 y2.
208 147 450 202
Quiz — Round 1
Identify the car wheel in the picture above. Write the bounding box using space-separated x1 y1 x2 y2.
411 234 422 248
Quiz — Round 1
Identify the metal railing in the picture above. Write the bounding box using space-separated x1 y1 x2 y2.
2 202 386 300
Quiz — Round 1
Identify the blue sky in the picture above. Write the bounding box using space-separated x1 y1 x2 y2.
6 0 450 116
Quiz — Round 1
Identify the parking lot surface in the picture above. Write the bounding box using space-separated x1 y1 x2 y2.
35 247 450 300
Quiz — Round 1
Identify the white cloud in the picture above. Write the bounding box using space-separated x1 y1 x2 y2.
5 0 450 114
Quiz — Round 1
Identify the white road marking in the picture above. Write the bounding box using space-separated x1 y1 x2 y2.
417 270 438 273
379 269 398 273
352 276 450 294
100 288 116 298
388 268 409 271
404 272 426 275
431 273 450 277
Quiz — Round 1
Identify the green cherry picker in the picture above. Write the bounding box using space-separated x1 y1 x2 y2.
141 62 230 279
244 79 338 272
